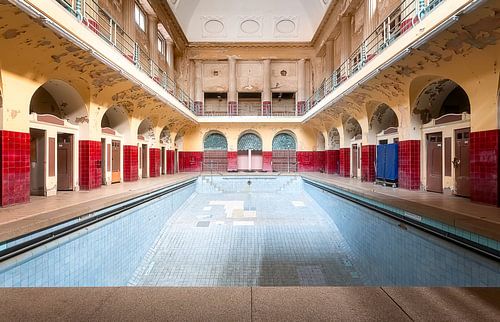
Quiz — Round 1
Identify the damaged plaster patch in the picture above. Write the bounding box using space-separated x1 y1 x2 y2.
3 28 23 39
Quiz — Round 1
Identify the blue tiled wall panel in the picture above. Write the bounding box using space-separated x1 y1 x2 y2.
0 184 194 287
305 183 500 286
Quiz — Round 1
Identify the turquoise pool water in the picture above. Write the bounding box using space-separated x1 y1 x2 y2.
0 176 499 287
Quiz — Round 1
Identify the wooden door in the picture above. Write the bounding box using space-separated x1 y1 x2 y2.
57 133 73 191
142 144 148 178
352 145 358 178
112 140 121 183
426 132 443 193
454 128 470 197
161 147 166 175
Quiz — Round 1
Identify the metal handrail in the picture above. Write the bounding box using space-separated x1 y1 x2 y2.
56 0 197 115
55 0 445 118
301 0 445 115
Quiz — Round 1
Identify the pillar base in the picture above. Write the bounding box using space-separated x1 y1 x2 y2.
227 152 238 171
398 140 420 190
326 150 339 174
124 145 138 182
79 140 102 190
262 101 271 116
361 145 376 182
149 148 161 177
0 130 30 206
228 101 238 116
470 130 500 206
339 148 350 177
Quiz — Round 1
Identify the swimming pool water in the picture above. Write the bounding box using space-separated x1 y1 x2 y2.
0 176 499 287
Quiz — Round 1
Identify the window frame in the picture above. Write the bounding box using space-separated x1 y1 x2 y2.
157 33 165 55
134 3 146 32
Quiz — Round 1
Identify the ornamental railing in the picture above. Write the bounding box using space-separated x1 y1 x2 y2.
55 0 197 114
300 0 445 115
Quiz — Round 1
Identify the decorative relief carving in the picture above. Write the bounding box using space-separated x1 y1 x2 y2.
238 16 263 38
201 16 226 38
274 16 298 38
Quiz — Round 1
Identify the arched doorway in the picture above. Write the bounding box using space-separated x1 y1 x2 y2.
370 103 399 185
238 132 263 171
160 127 171 175
327 128 340 174
203 132 228 172
138 119 154 178
343 117 362 178
101 106 130 184
272 131 297 172
413 79 471 195
29 80 87 195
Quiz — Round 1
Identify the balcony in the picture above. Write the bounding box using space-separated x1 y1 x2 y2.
26 0 471 121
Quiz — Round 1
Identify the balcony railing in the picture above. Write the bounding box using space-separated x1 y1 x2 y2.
55 0 197 115
54 0 446 118
300 0 445 115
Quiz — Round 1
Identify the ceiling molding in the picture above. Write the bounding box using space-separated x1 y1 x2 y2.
188 41 312 49
310 0 337 47
148 0 188 52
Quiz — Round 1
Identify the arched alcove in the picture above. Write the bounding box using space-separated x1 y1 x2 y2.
272 131 297 172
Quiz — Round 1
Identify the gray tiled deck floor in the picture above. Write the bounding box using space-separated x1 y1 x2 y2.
131 190 362 286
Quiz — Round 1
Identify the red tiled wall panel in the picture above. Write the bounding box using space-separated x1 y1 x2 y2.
123 145 138 182
166 150 175 174
79 140 102 190
179 152 203 172
262 151 273 172
227 152 238 171
149 148 161 177
361 145 376 182
314 151 326 172
398 140 420 190
470 130 500 206
0 130 30 206
326 150 340 174
297 152 315 172
339 148 350 177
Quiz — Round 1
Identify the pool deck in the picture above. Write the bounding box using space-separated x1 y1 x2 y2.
0 173 198 243
1 287 499 321
301 173 500 242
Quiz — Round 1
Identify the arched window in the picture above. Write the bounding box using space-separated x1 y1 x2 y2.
272 133 296 150
204 133 228 150
238 133 262 151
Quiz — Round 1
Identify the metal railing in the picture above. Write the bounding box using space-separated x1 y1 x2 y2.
56 0 197 114
55 0 445 118
300 0 445 115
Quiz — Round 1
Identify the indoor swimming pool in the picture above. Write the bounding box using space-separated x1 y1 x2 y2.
0 176 499 287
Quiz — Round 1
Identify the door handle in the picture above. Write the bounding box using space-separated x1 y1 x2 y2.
452 157 460 168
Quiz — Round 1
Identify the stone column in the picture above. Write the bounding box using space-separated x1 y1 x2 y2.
194 60 203 115
148 15 158 65
340 15 352 75
122 0 136 40
364 0 377 38
296 59 306 115
262 59 272 116
166 39 175 75
228 56 237 115
324 39 335 78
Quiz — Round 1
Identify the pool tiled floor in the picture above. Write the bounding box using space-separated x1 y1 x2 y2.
131 190 362 286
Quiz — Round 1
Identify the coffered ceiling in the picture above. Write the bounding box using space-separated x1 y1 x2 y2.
166 0 333 43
